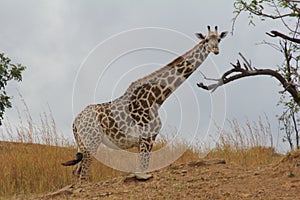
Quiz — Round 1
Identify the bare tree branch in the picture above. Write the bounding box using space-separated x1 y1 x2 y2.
243 1 296 20
267 30 300 44
197 53 300 104
233 0 300 34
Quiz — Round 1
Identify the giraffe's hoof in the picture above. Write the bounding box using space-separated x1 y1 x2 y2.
135 173 153 180
123 173 153 182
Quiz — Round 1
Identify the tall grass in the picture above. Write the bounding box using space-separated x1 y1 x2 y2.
0 97 125 198
0 94 69 146
0 96 73 198
0 97 281 198
0 142 73 197
207 116 281 166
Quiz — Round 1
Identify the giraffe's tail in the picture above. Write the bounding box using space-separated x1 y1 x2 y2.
61 152 83 166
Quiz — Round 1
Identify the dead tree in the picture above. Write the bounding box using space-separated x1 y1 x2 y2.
197 52 300 105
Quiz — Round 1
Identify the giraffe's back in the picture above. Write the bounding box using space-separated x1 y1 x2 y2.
95 97 161 149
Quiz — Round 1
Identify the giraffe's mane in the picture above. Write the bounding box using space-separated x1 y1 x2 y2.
124 40 206 94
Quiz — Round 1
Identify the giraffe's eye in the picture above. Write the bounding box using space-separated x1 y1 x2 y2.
218 39 221 42
205 39 209 43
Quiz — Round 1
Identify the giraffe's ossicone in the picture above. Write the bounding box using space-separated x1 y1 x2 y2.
62 26 228 182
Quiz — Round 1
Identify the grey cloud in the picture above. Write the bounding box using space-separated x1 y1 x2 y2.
0 0 286 150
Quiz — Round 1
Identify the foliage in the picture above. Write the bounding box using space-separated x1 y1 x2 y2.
0 53 26 125
233 0 300 150
277 93 300 150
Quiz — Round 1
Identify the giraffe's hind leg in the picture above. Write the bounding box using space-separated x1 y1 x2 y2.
67 149 92 183
72 160 82 179
65 152 84 179
78 151 93 183
73 136 100 182
70 124 94 183
68 104 103 183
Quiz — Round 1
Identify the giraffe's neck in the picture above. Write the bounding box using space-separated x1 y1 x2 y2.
123 40 210 108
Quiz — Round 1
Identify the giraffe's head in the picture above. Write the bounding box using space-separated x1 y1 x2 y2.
195 26 228 55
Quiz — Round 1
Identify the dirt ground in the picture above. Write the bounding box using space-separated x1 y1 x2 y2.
34 152 300 200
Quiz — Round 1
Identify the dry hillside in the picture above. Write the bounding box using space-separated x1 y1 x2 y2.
35 151 300 200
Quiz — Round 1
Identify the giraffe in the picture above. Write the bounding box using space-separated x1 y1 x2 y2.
62 26 228 182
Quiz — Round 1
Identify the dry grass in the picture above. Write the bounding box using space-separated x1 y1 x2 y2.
0 141 196 198
206 117 282 166
0 97 124 198
0 98 282 198
0 141 129 198
0 142 74 198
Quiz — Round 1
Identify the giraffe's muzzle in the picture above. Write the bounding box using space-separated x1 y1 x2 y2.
212 48 219 55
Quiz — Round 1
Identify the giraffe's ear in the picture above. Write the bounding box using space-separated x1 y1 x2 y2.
220 31 228 39
195 33 206 40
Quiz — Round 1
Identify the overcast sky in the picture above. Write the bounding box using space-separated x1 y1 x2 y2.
0 0 289 151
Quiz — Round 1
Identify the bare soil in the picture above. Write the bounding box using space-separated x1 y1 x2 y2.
34 152 300 200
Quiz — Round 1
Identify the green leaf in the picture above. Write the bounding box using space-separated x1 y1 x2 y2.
0 53 26 125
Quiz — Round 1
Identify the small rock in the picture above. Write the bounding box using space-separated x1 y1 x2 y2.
287 171 295 177
73 188 83 193
241 193 252 198
135 173 153 180
99 192 112 197
42 184 74 199
258 189 264 194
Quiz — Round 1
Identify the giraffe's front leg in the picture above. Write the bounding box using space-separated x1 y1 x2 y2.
132 137 154 180
138 135 155 172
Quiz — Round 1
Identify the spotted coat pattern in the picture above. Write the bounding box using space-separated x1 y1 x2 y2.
65 26 228 182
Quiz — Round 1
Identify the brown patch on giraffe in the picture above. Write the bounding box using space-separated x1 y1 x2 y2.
160 79 167 88
161 71 170 79
174 78 183 88
120 112 126 120
141 115 150 124
140 99 149 108
132 113 141 122
166 56 185 68
63 27 227 183
115 132 126 139
148 93 155 107
183 67 195 79
101 116 110 129
108 117 115 128
176 65 185 74
117 120 126 129
111 127 119 134
167 76 175 85
151 85 161 97
162 87 172 99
